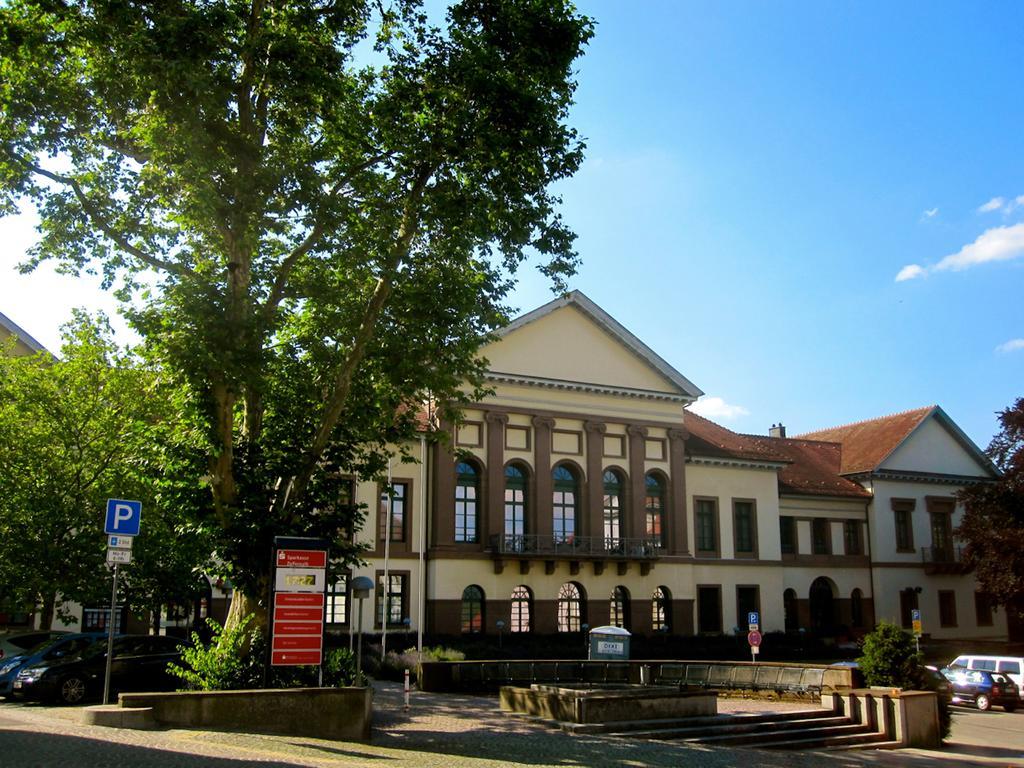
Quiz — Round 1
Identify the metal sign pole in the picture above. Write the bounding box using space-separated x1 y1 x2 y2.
102 563 119 705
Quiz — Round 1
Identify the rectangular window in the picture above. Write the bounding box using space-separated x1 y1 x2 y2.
375 573 408 627
82 607 125 633
454 479 478 543
736 586 760 631
812 518 831 555
939 590 957 628
327 574 348 625
697 585 722 634
975 592 994 627
694 498 719 556
733 500 757 557
379 482 408 543
779 516 796 555
892 499 916 552
843 520 862 555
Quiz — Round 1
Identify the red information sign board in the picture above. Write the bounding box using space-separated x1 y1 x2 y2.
272 635 324 651
276 549 327 568
271 650 322 666
748 630 763 647
271 544 327 666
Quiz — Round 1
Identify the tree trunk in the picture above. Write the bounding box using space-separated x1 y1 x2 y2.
225 587 268 635
37 592 56 631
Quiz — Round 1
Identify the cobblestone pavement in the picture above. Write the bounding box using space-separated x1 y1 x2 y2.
1 683 1021 767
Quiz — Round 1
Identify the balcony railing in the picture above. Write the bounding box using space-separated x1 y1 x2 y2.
488 534 663 560
921 545 971 573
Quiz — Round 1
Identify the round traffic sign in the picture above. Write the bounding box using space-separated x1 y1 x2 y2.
748 630 763 647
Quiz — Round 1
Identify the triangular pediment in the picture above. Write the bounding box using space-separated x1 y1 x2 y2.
880 408 998 479
480 291 702 400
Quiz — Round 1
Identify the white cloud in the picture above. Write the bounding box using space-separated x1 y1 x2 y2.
935 222 1024 272
895 222 1024 281
977 194 1024 215
922 207 939 219
979 196 1005 213
996 338 1024 354
690 396 750 421
895 264 926 282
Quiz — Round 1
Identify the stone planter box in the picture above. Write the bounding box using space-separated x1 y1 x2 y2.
500 683 717 724
117 686 372 741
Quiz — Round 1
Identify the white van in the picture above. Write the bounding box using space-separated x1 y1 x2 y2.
949 655 1024 701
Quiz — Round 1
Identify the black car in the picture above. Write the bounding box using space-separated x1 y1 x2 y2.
12 634 183 705
941 666 1019 712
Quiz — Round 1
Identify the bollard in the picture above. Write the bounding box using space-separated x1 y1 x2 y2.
404 668 410 711
640 664 651 686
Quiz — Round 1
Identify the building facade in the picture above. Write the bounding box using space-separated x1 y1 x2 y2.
342 291 1006 645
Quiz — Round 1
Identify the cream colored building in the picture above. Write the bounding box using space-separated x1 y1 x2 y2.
342 292 1006 646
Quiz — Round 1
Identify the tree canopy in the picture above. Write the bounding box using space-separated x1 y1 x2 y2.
0 0 593 618
958 397 1024 613
0 315 210 629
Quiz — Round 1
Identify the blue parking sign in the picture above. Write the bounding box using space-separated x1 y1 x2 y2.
105 499 142 536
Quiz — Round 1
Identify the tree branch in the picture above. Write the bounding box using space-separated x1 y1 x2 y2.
26 163 195 278
271 164 433 517
260 151 394 318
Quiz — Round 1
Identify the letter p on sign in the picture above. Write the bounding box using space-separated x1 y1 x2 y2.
105 499 142 536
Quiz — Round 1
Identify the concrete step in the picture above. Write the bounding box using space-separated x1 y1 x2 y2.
687 721 875 748
80 705 156 730
607 712 847 741
581 707 834 736
750 729 893 750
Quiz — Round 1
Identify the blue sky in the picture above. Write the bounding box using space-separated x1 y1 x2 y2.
1 1 1022 449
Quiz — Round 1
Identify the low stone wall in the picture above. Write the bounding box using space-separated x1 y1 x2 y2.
420 660 855 697
118 687 373 742
500 684 717 724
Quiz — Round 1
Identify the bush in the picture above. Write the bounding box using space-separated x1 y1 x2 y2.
857 621 951 740
169 616 264 691
376 645 466 682
858 621 922 687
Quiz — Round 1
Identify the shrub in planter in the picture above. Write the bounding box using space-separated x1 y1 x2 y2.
170 616 264 691
857 621 951 740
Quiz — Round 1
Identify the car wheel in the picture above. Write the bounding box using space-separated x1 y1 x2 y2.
57 676 88 705
976 694 991 712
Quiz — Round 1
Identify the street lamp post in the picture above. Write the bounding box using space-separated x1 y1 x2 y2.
496 619 505 650
351 576 374 686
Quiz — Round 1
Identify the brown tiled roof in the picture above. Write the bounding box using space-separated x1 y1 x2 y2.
684 411 789 464
796 406 935 475
742 435 872 498
685 411 871 498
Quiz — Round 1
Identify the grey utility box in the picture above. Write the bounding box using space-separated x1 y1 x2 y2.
589 625 631 660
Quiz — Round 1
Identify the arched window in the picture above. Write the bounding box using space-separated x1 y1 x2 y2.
552 465 578 543
652 586 671 632
851 588 864 628
602 469 624 550
610 586 631 629
461 585 484 634
455 461 479 543
510 585 532 633
784 588 798 632
645 473 665 547
504 464 527 551
557 582 585 632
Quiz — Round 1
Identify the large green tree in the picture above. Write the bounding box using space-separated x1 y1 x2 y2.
958 397 1024 618
0 315 210 630
0 1 593 622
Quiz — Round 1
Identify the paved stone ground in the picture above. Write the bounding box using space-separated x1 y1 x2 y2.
0 683 1021 767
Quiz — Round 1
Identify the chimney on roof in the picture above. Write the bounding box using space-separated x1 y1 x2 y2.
769 423 787 438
